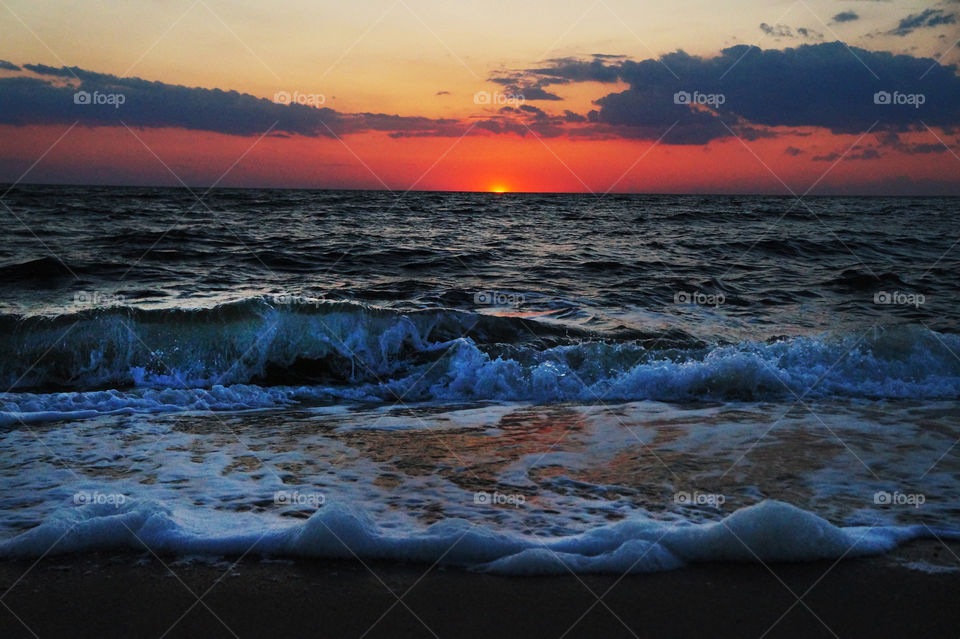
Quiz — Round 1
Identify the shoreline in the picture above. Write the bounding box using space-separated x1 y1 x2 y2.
2 541 958 638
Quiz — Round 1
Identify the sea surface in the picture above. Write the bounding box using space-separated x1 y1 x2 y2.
0 185 958 573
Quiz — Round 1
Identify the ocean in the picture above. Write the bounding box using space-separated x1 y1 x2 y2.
1 185 958 573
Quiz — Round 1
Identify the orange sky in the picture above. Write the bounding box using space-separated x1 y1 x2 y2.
3 123 955 194
0 1 958 193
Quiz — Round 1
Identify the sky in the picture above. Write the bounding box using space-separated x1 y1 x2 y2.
0 0 958 194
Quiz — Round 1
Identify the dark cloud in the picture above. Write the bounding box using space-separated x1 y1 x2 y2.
832 12 860 23
759 24 824 40
888 9 957 36
488 76 563 100
518 104 546 116
464 116 564 138
901 142 950 154
1 62 571 140
812 151 841 161
0 64 460 138
516 43 960 143
851 148 881 159
876 130 955 154
435 90 450 96
784 146 804 156
760 23 794 38
3 46 958 151
514 85 563 101
796 27 824 40
812 146 881 161
732 124 781 141
523 58 621 85
0 60 19 71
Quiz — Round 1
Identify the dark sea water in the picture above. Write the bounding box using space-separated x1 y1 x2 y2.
0 185 958 573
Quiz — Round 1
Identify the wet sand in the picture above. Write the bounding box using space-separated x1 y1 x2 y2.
1 541 958 638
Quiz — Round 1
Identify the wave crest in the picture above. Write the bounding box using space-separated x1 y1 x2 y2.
1 300 959 422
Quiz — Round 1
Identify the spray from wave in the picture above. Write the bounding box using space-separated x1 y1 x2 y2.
2 299 959 424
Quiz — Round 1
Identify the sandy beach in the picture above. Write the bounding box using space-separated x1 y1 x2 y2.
2 541 958 638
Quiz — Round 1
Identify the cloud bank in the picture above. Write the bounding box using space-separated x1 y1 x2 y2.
1 41 958 148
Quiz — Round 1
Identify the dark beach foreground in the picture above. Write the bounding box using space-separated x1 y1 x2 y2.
1 541 958 639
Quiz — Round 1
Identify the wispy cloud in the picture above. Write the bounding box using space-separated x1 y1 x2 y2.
888 8 957 36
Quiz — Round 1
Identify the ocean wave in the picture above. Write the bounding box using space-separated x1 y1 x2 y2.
0 299 583 391
1 300 959 423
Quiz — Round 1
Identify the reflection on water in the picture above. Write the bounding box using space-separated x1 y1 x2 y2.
2 400 957 539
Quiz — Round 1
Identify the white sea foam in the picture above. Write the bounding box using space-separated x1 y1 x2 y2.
1 400 957 573
0 499 949 575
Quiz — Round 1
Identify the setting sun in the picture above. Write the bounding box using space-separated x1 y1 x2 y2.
488 184 509 193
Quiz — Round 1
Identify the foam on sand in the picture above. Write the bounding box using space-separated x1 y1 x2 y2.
0 500 951 575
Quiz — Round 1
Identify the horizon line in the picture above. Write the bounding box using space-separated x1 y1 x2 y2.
3 180 958 198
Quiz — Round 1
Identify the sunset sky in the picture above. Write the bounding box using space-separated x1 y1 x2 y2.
1 0 958 193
